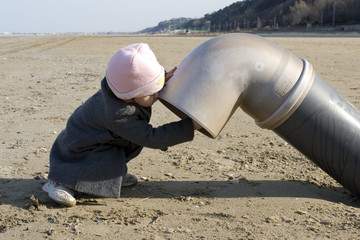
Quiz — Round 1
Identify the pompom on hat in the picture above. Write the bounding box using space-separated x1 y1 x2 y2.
106 43 165 100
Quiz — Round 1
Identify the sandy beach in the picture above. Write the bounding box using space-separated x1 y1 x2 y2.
0 34 359 239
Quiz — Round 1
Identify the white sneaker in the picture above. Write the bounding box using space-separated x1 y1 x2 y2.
42 181 76 207
122 174 138 187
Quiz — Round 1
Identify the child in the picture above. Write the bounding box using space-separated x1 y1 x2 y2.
43 43 201 207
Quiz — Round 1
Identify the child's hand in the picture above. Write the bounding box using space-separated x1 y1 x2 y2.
192 120 202 130
165 67 177 82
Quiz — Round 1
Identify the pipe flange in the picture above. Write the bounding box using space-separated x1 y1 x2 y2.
256 59 316 130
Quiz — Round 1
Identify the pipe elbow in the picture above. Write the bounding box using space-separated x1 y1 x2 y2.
160 33 315 138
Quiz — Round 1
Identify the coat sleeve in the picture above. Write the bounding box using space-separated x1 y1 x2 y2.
109 115 194 149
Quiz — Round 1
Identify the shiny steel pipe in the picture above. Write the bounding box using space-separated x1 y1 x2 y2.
160 33 314 137
160 33 360 196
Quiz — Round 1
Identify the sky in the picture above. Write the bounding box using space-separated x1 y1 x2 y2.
1 0 240 33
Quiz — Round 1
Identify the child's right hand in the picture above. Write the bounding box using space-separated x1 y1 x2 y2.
165 67 177 82
192 120 202 130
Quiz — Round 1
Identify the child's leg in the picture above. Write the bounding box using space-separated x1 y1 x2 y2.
42 181 76 207
43 174 137 206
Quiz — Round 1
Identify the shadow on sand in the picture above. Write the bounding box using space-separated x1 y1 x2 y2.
0 177 358 208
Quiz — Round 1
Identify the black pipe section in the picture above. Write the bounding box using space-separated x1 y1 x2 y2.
275 76 360 196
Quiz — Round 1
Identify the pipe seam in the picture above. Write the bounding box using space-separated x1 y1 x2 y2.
256 59 316 130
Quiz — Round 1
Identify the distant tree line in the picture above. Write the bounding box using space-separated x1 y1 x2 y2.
182 0 360 32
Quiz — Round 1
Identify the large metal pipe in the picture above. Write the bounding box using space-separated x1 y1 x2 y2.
159 33 360 196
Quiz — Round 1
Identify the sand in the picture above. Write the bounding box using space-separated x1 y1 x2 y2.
0 34 359 239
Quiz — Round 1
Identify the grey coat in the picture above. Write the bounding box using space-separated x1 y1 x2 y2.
48 78 194 198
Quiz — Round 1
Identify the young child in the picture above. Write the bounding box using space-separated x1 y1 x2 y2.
43 43 201 207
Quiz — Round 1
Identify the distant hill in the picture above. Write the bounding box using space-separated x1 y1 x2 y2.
139 18 192 34
139 0 360 33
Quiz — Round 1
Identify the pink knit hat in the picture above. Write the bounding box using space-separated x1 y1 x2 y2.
106 43 165 100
